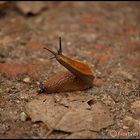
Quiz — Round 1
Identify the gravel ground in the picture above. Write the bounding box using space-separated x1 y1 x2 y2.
0 2 140 139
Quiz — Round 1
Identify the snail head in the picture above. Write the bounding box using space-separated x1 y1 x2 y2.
44 37 62 59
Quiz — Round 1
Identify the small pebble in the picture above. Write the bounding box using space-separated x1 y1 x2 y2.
67 41 72 46
16 100 20 103
119 71 133 81
23 77 31 83
20 112 28 122
123 126 129 130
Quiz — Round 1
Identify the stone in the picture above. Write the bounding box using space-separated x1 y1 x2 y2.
20 112 28 122
23 77 31 83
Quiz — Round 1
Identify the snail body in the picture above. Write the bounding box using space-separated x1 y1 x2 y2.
39 37 96 94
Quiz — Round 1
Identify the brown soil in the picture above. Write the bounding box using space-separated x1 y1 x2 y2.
0 2 140 139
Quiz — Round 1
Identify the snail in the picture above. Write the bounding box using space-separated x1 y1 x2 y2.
38 37 96 94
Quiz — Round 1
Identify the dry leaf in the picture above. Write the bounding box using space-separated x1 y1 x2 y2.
59 97 91 110
25 95 68 129
55 102 114 132
26 95 114 133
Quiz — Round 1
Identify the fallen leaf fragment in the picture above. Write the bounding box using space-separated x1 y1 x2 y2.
25 95 68 128
26 95 114 133
55 102 114 132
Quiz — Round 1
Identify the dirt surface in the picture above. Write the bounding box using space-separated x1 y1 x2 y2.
0 2 140 139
